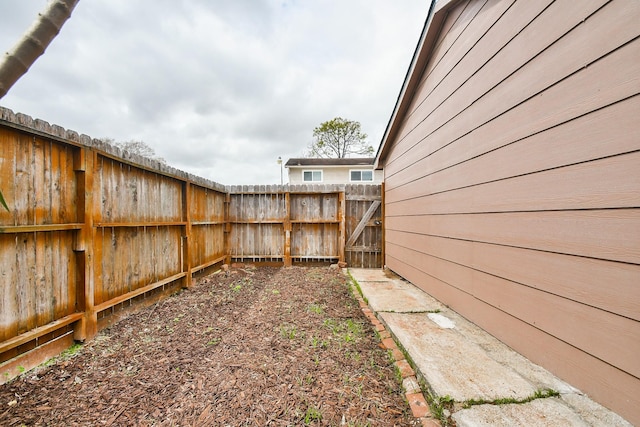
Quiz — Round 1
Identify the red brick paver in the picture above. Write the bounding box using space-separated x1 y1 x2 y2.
406 392 431 418
396 359 415 378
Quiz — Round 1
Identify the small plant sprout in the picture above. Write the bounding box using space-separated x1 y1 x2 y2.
307 303 324 315
280 324 298 340
303 406 322 424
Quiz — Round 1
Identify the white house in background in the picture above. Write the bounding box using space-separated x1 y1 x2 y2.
284 158 383 184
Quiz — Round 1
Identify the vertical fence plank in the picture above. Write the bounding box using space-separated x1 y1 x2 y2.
182 181 192 287
339 191 346 263
284 192 292 266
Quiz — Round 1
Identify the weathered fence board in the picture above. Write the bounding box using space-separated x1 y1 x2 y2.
0 107 384 382
227 185 382 267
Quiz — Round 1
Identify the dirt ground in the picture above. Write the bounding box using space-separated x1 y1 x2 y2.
0 266 417 426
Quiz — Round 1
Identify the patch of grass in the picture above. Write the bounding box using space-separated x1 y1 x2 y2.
306 269 324 281
205 338 221 347
280 324 298 340
308 335 328 349
39 342 84 369
296 374 315 386
345 350 361 361
393 364 403 384
428 393 454 423
303 405 322 424
307 303 324 315
60 342 83 358
323 318 365 344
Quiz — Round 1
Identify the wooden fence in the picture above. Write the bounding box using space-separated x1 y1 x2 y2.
0 108 382 382
227 184 381 267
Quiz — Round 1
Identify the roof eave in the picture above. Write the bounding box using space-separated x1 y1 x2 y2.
374 0 459 170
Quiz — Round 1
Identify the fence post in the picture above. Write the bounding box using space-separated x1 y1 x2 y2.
339 190 346 263
181 181 192 288
284 191 292 266
73 147 97 341
224 192 231 265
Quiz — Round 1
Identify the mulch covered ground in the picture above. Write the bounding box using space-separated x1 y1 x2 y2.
0 266 417 426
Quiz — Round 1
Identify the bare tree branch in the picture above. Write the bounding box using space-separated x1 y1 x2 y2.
0 0 80 99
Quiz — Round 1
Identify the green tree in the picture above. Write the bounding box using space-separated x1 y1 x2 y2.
0 0 80 99
306 117 373 158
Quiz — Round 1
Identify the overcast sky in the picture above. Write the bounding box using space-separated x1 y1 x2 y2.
0 1 427 185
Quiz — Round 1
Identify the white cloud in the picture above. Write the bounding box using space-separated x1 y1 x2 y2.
0 0 427 184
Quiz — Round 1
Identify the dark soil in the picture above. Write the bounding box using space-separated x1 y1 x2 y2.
0 266 416 426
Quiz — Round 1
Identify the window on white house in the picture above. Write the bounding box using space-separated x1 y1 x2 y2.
303 170 323 182
350 170 373 182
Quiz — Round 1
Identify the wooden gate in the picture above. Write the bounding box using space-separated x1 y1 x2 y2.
344 184 383 268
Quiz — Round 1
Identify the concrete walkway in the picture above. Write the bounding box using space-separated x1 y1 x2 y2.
348 268 633 427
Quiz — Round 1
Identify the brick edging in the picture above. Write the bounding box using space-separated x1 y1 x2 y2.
352 288 441 426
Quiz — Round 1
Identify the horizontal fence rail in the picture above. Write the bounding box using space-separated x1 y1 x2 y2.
0 107 383 381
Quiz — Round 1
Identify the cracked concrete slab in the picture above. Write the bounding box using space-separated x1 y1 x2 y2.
379 311 537 402
452 398 590 427
348 268 633 426
349 268 443 313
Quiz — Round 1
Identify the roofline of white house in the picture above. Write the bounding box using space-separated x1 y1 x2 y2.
286 164 375 169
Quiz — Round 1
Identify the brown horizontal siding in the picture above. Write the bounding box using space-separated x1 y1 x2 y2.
386 241 640 378
417 0 487 87
386 151 640 214
416 0 516 98
386 0 638 178
386 210 639 264
397 0 550 149
385 95 640 196
386 230 639 321
381 1 640 421
387 39 640 183
385 253 640 421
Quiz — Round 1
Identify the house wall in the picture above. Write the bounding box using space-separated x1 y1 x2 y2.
288 166 383 185
380 0 640 423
